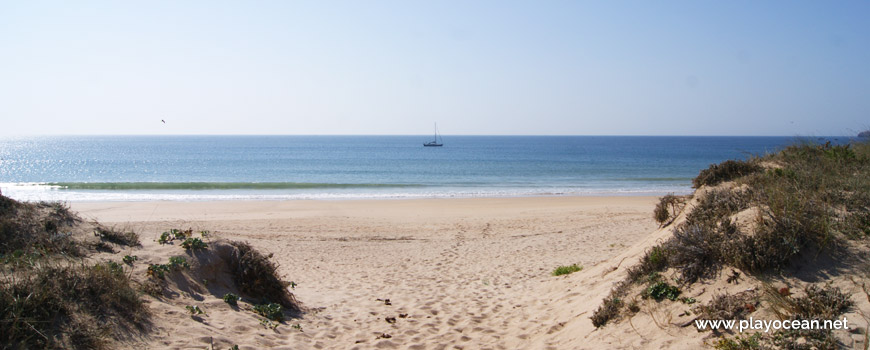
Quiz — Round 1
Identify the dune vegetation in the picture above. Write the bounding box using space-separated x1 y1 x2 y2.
0 195 299 349
592 140 870 349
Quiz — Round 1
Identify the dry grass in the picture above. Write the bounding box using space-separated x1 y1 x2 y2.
0 195 148 349
228 241 298 311
593 140 870 331
0 196 82 257
692 159 761 188
93 226 141 247
0 261 148 349
697 290 759 322
590 281 630 328
653 194 686 227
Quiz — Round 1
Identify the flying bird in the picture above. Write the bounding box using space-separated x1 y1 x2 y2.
161 119 165 124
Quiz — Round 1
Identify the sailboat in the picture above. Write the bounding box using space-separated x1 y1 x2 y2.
423 123 443 147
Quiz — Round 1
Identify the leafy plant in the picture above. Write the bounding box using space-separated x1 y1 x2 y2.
181 238 207 250
186 305 206 315
172 228 192 240
253 302 284 321
223 293 240 307
552 264 583 276
147 264 170 279
158 231 171 244
122 255 138 265
259 319 279 329
643 281 681 301
167 256 190 270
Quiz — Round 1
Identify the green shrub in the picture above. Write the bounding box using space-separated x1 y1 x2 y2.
643 280 681 301
551 264 582 276
186 305 206 315
147 264 170 279
181 238 207 250
167 256 189 270
223 293 240 307
626 245 670 283
253 303 284 321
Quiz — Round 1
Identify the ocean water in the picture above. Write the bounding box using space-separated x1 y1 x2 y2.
0 135 830 201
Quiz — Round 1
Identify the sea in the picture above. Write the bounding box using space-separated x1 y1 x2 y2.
0 135 845 202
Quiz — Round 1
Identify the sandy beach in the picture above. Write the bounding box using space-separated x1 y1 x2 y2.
71 196 658 349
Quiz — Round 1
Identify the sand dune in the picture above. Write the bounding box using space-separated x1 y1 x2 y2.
71 196 658 349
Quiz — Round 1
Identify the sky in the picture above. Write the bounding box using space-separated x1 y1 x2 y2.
1 1 868 136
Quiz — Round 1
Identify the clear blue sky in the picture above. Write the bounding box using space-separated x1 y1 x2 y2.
1 1 868 136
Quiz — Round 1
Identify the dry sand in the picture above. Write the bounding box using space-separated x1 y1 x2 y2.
71 196 658 349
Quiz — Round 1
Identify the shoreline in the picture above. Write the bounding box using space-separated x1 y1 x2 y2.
6 187 684 203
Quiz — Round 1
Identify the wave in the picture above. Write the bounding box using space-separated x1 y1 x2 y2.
42 182 423 190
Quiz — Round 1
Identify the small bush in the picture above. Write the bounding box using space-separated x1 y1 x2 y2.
591 295 623 328
228 241 297 310
93 227 140 247
764 284 852 349
626 245 670 282
253 303 284 321
667 224 722 283
590 281 630 328
767 284 851 321
730 187 832 272
167 256 190 270
698 290 758 322
654 194 685 226
693 159 761 188
158 231 171 244
713 333 762 350
172 228 193 240
186 305 206 315
685 188 749 227
223 293 240 307
552 264 582 276
181 238 207 250
147 264 170 279
122 255 138 265
643 280 681 301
